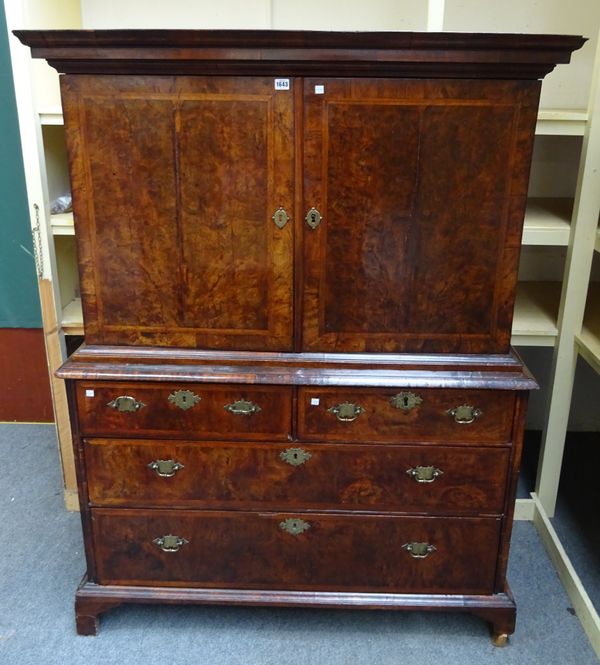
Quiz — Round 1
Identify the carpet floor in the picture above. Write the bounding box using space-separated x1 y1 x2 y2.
0 424 597 665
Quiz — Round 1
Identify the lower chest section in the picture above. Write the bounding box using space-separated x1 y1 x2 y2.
71 375 525 596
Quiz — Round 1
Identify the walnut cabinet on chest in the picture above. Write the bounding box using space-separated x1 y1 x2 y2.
16 30 583 642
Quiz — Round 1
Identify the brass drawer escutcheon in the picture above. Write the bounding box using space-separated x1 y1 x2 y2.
279 518 311 535
328 402 365 422
305 207 322 229
152 534 189 553
406 465 443 483
280 447 312 467
224 399 262 416
402 542 436 559
168 389 201 411
447 404 482 424
272 206 290 229
107 395 146 413
148 459 184 478
390 391 423 411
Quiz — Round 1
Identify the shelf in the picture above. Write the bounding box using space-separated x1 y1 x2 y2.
39 110 64 126
522 198 573 246
576 284 600 375
61 298 84 335
511 281 561 347
50 212 74 235
535 109 588 136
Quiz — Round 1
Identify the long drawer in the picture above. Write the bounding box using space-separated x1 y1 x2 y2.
91 508 501 594
298 387 515 445
85 438 510 514
76 382 292 440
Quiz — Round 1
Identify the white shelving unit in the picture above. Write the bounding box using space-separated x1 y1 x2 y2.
4 0 600 654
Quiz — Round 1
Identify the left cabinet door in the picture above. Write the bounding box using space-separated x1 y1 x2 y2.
62 76 295 351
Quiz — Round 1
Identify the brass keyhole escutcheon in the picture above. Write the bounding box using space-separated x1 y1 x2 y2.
168 389 201 411
280 447 312 467
279 518 311 535
305 207 322 229
390 391 423 412
272 206 290 229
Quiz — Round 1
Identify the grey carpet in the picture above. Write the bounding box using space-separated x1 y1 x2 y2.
1 424 597 665
551 433 600 614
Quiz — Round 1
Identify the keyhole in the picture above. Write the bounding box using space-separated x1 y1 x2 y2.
311 213 317 223
403 396 409 407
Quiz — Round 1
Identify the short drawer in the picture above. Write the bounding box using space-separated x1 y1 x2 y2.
298 387 515 445
76 382 292 441
85 439 510 514
91 508 501 594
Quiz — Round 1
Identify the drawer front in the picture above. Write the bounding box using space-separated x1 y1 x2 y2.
76 382 292 441
85 439 510 514
298 387 515 444
92 508 501 594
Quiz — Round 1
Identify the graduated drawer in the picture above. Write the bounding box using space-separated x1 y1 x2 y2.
85 438 510 514
75 382 292 441
91 508 501 594
298 387 515 445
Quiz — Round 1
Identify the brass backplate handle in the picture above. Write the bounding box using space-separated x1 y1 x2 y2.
153 534 189 553
390 391 423 411
305 207 322 229
447 404 482 424
402 542 436 559
224 399 262 416
328 402 365 422
280 447 312 467
107 395 145 413
406 465 443 483
279 518 311 535
168 389 201 411
148 459 184 478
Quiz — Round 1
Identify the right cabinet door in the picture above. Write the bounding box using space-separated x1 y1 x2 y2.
300 78 540 353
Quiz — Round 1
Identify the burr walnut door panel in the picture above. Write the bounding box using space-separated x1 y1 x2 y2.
62 76 294 351
301 78 540 353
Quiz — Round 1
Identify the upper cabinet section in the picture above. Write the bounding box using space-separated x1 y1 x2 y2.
15 31 584 353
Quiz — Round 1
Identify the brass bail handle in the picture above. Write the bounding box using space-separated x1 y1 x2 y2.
107 395 145 413
447 404 482 424
148 459 184 478
327 402 365 422
153 534 189 553
406 465 443 483
402 542 436 559
224 399 262 416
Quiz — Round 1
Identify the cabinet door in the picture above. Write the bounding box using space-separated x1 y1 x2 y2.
62 76 294 351
301 78 539 353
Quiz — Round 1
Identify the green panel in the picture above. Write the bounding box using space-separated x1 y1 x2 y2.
0 3 42 327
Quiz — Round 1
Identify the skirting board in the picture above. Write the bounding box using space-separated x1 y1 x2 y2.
531 492 600 659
